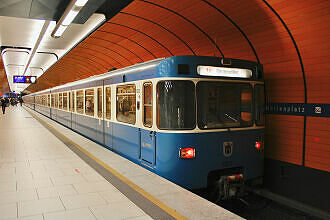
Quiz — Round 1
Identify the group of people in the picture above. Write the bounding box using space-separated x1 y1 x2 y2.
0 97 23 114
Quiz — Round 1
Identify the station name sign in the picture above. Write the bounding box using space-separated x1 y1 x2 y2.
197 66 252 78
13 75 37 84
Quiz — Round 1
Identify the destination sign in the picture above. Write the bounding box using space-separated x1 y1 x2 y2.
13 76 37 84
197 66 252 78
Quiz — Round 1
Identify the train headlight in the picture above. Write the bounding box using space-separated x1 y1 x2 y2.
179 148 195 159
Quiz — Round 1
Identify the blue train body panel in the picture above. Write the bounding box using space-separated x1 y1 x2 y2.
112 123 140 163
154 130 264 189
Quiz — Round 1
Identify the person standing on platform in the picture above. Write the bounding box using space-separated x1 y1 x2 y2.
19 97 23 106
1 97 7 114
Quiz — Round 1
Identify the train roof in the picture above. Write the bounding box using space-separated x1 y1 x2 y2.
28 55 262 96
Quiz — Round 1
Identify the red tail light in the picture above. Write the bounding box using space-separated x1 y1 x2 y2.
180 148 195 159
255 141 263 150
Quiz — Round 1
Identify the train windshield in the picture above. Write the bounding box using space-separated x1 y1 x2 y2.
157 80 195 129
197 81 253 129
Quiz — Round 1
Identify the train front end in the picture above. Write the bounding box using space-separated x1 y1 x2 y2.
153 56 265 200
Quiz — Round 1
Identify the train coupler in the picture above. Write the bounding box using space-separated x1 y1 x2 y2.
217 174 245 200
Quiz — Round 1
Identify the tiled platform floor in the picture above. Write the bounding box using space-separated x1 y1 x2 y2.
0 106 242 220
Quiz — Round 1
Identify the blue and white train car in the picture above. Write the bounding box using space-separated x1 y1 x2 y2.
24 56 265 199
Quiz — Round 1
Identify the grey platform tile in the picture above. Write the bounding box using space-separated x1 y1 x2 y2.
17 177 53 190
0 181 17 193
18 197 65 217
0 203 17 220
81 172 106 182
44 208 97 220
5 215 44 220
37 185 78 199
0 189 38 205
50 174 87 185
90 201 147 220
60 192 107 210
73 180 117 194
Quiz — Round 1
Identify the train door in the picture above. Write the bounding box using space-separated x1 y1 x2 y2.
140 82 156 166
104 86 113 149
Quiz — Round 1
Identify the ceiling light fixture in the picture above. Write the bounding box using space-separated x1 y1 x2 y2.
51 0 89 38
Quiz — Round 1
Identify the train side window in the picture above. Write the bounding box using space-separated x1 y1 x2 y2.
85 89 94 116
106 87 111 120
59 93 63 109
76 90 84 114
71 91 75 112
51 94 55 108
48 94 51 107
68 92 71 111
55 93 59 108
116 84 136 124
255 85 265 126
63 92 68 110
97 88 103 118
143 82 153 127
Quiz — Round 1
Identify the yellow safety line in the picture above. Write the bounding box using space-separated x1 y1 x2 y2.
25 107 186 220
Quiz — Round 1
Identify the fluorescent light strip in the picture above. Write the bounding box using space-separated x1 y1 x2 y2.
62 10 79 26
53 25 68 37
51 0 89 38
75 0 88 7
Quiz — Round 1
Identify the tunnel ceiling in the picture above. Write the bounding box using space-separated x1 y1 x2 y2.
24 0 329 172
26 0 329 103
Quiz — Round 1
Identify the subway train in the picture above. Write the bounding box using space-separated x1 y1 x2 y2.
24 55 265 200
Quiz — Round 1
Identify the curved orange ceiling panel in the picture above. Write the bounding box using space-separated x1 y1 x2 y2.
25 0 329 171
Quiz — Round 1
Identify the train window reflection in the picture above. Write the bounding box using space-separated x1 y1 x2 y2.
59 93 63 109
97 88 102 118
85 89 94 116
255 85 265 126
116 85 136 124
143 82 153 127
51 94 55 108
63 92 68 110
197 82 253 129
71 91 75 112
106 87 111 120
157 80 195 130
55 93 58 108
76 90 84 114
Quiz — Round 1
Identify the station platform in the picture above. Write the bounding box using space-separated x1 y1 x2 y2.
0 106 242 220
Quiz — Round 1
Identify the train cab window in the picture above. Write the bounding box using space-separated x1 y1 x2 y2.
76 90 84 114
255 85 265 126
85 89 94 116
116 84 136 124
157 80 195 130
59 93 63 109
143 82 153 127
63 92 68 110
97 88 103 118
197 82 253 129
106 87 111 120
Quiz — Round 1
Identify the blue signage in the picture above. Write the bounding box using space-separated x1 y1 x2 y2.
266 103 330 117
13 75 37 84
